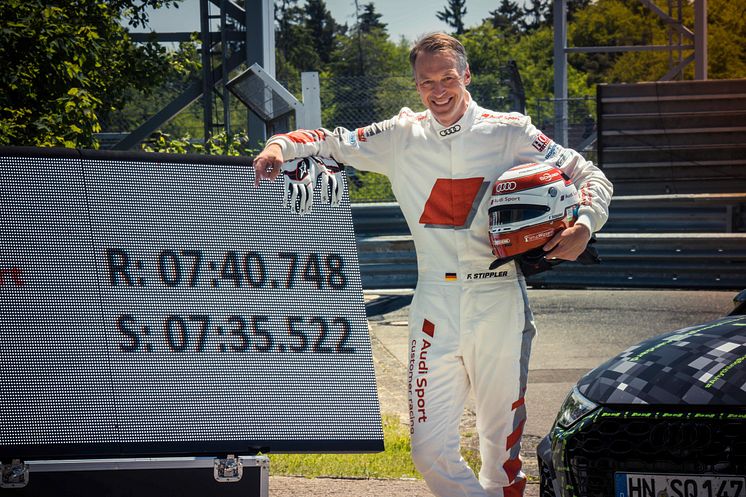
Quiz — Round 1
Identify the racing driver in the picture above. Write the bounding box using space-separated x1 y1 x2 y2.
252 32 613 497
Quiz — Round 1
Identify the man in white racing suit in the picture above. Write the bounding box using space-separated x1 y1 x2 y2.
253 33 613 497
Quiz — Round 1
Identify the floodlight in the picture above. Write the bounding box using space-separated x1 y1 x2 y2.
226 63 300 122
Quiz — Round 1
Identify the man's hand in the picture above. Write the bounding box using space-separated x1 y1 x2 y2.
252 143 284 187
542 224 591 261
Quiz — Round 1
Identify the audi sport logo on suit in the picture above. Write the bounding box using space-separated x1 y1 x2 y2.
409 319 436 430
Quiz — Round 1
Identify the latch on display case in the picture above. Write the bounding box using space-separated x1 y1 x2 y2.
1 459 29 488
214 454 243 482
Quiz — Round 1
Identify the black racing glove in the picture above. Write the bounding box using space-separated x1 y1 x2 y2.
489 236 600 276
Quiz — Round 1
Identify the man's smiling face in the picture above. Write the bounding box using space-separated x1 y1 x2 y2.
414 50 471 127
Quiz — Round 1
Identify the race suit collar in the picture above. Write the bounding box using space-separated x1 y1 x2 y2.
430 95 476 140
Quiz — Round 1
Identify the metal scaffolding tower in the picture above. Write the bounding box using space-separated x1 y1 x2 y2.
116 0 279 150
552 0 708 147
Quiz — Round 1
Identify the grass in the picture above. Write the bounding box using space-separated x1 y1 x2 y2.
268 414 483 479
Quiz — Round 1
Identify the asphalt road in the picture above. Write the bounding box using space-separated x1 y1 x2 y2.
524 288 737 437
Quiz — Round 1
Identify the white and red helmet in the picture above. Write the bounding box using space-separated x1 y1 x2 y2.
488 163 579 260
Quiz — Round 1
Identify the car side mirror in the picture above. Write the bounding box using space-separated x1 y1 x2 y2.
730 289 746 316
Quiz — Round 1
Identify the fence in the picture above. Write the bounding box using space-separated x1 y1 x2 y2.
532 96 597 155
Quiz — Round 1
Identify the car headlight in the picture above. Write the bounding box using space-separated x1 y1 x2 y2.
555 387 598 429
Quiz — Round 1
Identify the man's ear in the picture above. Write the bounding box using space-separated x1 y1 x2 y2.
463 64 472 86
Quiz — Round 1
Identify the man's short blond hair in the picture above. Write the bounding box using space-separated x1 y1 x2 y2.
409 32 468 76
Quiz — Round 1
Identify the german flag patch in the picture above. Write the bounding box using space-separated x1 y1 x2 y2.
445 273 457 281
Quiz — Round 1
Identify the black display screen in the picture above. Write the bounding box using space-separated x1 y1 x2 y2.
0 148 383 459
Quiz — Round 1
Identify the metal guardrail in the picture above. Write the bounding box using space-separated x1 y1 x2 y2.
351 196 746 290
527 233 746 289
605 193 746 233
356 232 746 290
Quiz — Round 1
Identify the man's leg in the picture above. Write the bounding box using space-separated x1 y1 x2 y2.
407 284 486 497
462 280 536 497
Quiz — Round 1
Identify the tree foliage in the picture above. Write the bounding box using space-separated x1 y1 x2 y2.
326 4 410 129
437 0 468 35
5 0 744 151
488 0 524 35
568 0 746 84
275 0 321 83
304 0 346 66
0 0 182 148
568 0 662 84
358 3 387 34
141 130 258 156
103 40 201 135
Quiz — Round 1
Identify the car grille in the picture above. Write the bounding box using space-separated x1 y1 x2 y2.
564 413 746 497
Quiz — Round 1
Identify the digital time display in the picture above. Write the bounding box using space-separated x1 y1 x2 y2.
0 149 383 459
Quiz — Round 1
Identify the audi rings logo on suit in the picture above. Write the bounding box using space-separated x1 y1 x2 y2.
439 124 461 137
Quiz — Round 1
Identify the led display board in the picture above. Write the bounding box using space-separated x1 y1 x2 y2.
0 148 383 460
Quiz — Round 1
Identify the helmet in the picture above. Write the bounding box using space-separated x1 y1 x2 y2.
488 163 579 260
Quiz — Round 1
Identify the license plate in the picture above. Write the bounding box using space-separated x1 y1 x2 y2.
615 472 746 497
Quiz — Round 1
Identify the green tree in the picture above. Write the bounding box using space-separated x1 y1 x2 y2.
488 0 523 35
328 6 408 129
507 25 592 119
276 0 321 79
703 0 746 79
437 0 468 35
458 20 592 122
456 23 518 111
566 0 746 84
458 22 512 75
520 0 550 32
359 2 387 34
141 130 258 156
0 0 182 148
101 40 202 136
304 0 345 66
331 3 402 78
567 0 661 85
599 0 746 82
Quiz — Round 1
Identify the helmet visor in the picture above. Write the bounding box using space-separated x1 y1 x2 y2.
489 204 551 226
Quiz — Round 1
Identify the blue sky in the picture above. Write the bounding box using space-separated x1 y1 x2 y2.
134 0 501 42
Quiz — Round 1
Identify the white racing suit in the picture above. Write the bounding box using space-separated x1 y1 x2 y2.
266 97 613 497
